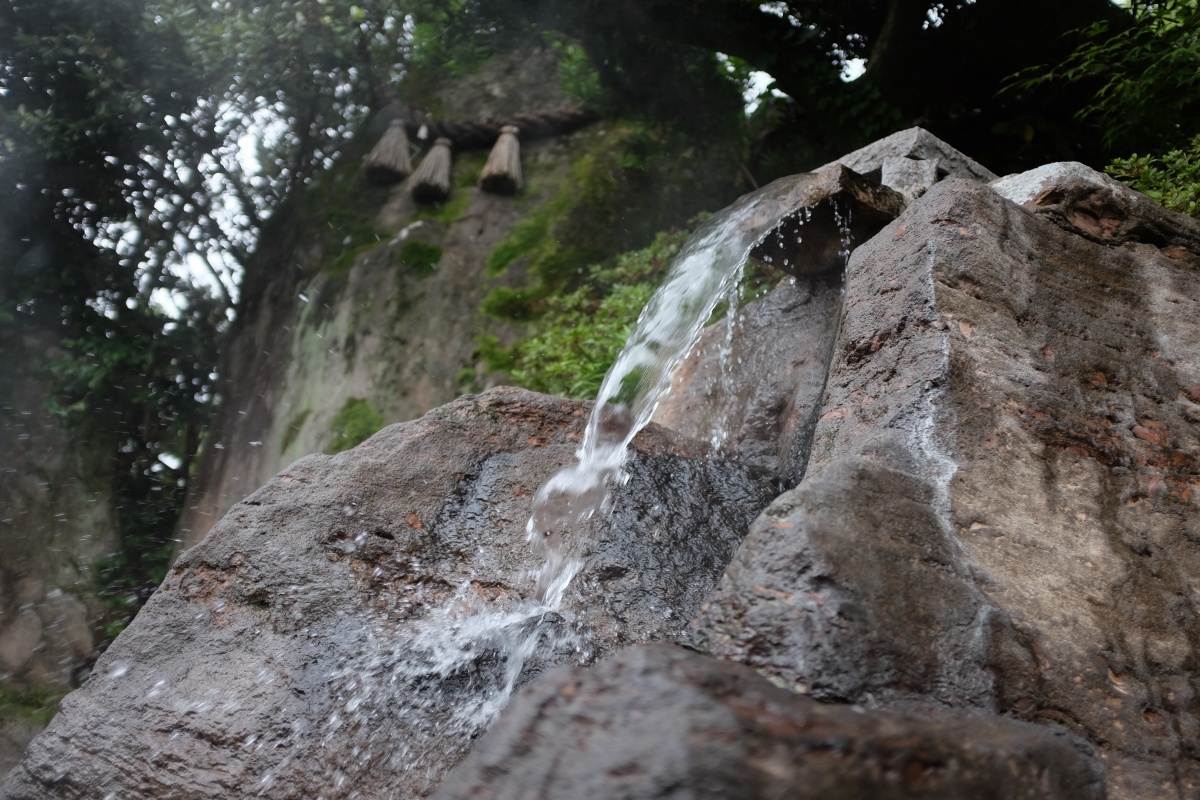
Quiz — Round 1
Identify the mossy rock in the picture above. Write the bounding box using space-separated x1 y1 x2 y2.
399 241 444 277
481 121 740 321
326 398 384 454
0 685 63 726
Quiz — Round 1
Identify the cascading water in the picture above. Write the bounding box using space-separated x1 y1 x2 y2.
526 176 845 603
252 176 849 797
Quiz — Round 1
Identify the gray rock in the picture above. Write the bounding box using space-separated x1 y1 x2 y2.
821 126 998 190
693 173 1200 800
882 154 943 201
992 160 1200 253
745 164 906 277
651 275 842 481
692 454 1027 708
2 387 774 799
433 643 1105 800
653 164 906 481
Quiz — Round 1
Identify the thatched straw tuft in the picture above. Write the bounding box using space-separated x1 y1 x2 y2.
479 125 522 194
410 137 453 204
362 120 413 184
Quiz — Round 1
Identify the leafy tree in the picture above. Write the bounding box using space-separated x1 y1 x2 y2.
478 0 1133 172
1019 0 1200 154
1 0 415 632
1108 137 1200 218
1017 1 1200 217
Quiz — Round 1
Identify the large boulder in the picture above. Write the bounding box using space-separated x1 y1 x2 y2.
1 388 775 799
651 162 908 481
433 643 1104 800
693 167 1200 799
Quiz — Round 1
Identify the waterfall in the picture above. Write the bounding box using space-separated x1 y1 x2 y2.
527 174 836 604
290 176 843 791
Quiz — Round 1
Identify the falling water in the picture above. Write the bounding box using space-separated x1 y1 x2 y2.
526 175 832 603
241 176 844 796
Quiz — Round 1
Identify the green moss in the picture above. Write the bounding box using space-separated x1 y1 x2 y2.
417 190 471 225
411 151 485 225
486 214 554 276
481 224 695 399
0 685 63 726
327 235 389 279
280 408 312 454
481 286 545 321
453 151 488 188
301 156 391 270
482 124 640 297
481 121 736 322
398 241 443 277
326 397 384 454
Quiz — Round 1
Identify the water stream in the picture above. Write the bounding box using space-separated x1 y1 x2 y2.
526 175 828 603
253 176 838 795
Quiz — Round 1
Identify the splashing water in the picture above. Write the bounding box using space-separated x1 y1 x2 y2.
233 177 853 796
527 176 844 602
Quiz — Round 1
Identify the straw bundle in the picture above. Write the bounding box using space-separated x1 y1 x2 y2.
410 137 454 204
361 120 413 184
478 125 522 194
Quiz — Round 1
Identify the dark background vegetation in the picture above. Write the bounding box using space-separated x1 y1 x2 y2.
2 0 1198 662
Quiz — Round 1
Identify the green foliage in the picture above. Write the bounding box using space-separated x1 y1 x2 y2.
405 0 502 80
1107 135 1200 217
1016 0 1200 153
546 33 605 106
398 241 444 276
483 225 693 399
487 215 554 276
1 0 430 633
42 288 224 640
417 191 472 224
326 397 384 454
0 685 64 726
482 122 734 322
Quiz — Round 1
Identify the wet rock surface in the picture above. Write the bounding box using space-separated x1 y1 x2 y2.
1 388 774 799
651 274 842 481
693 171 1200 799
744 164 905 277
433 643 1105 800
8 138 1200 800
652 162 908 483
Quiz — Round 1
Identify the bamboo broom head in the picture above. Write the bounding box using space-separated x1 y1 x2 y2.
362 119 413 184
479 125 522 195
410 137 453 204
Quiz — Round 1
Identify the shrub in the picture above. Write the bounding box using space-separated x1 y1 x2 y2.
483 225 695 399
1107 135 1200 218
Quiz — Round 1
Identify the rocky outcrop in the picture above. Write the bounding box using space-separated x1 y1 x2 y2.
434 644 1104 800
651 164 906 481
651 129 999 483
821 125 999 200
1 388 774 799
692 168 1200 799
8 135 1199 800
176 49 744 550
